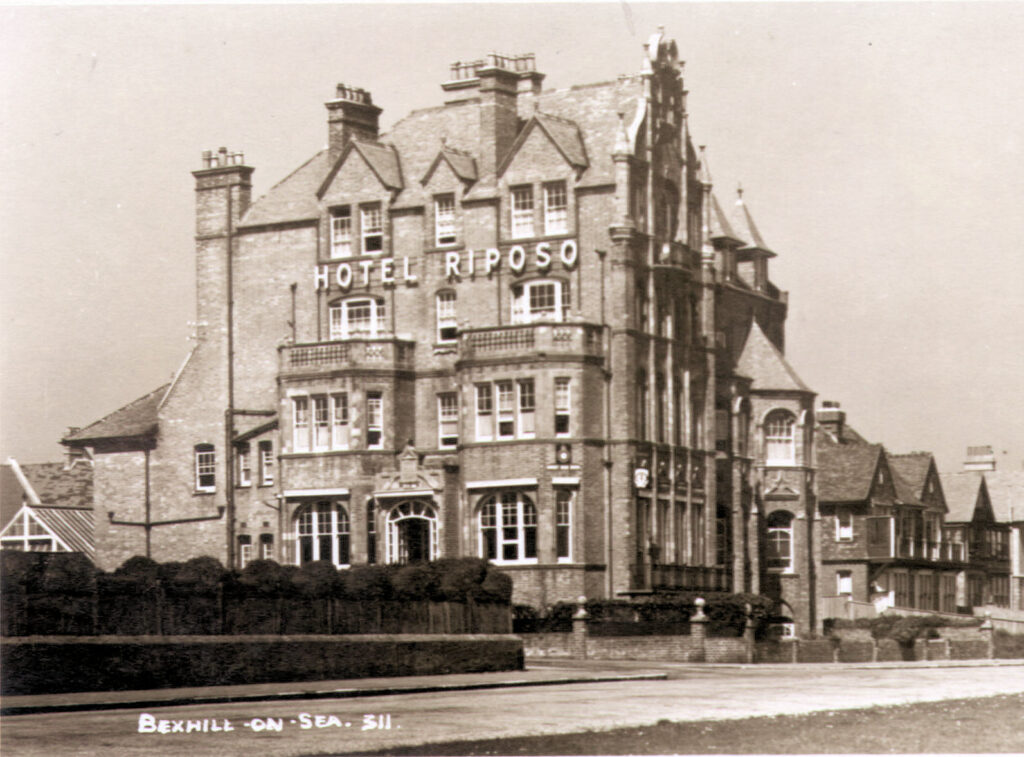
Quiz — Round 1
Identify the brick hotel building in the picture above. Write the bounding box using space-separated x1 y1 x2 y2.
62 31 825 628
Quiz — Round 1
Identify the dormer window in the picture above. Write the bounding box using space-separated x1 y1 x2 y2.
435 194 457 246
543 181 568 235
329 297 387 339
511 279 568 324
361 203 383 253
330 206 352 258
511 186 534 238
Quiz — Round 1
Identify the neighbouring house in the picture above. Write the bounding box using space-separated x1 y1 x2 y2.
942 446 1017 610
814 404 965 621
0 456 94 560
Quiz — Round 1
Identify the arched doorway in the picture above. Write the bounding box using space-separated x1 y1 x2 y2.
386 500 438 564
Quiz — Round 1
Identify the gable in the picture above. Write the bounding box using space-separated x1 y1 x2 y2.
867 454 899 505
421 154 464 194
319 147 393 206
973 480 996 524
501 121 579 184
921 463 948 513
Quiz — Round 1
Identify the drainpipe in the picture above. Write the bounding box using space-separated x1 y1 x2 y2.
598 247 613 598
225 189 236 568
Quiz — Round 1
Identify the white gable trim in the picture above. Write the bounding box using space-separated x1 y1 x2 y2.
5 458 41 505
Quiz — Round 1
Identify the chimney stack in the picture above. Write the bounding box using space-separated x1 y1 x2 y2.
441 53 543 177
963 445 996 472
325 84 381 165
818 401 845 440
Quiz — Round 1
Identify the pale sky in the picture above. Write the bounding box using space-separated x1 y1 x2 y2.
2 3 1022 474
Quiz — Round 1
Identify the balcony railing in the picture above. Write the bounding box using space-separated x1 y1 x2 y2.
866 517 966 563
630 563 730 593
279 338 415 376
460 323 604 361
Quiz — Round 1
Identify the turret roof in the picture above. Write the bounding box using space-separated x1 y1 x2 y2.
735 320 811 392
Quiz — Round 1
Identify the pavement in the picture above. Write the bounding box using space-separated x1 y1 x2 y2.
3 655 1021 717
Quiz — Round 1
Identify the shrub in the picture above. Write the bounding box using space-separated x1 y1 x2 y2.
235 559 289 595
994 630 1024 659
38 553 96 595
391 562 440 600
293 560 342 597
479 569 513 603
115 556 160 581
343 564 393 600
436 557 489 601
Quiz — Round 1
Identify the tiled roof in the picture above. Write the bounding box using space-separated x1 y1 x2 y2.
889 466 921 507
240 76 645 226
981 470 1024 522
816 436 883 503
62 384 167 444
352 141 404 190
534 113 588 168
735 320 811 392
731 193 769 250
19 462 93 509
940 471 984 523
33 506 95 559
241 151 328 227
421 148 478 185
710 194 742 242
887 453 933 501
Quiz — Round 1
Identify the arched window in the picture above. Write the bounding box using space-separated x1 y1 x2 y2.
511 279 568 324
766 510 794 573
329 297 386 339
294 501 350 567
386 500 439 564
478 492 537 564
764 410 796 465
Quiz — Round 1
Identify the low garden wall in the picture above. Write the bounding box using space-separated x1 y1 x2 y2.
520 600 1018 664
0 634 524 696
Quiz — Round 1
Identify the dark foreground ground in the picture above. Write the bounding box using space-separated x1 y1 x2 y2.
327 692 1024 755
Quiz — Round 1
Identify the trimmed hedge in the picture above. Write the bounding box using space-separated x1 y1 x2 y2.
1 553 511 637
0 634 524 696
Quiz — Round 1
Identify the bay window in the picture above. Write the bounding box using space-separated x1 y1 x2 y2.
295 501 350 566
293 394 352 453
330 297 386 339
479 491 538 564
510 279 568 324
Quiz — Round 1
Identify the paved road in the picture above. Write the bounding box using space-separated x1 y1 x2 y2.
3 663 1023 757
